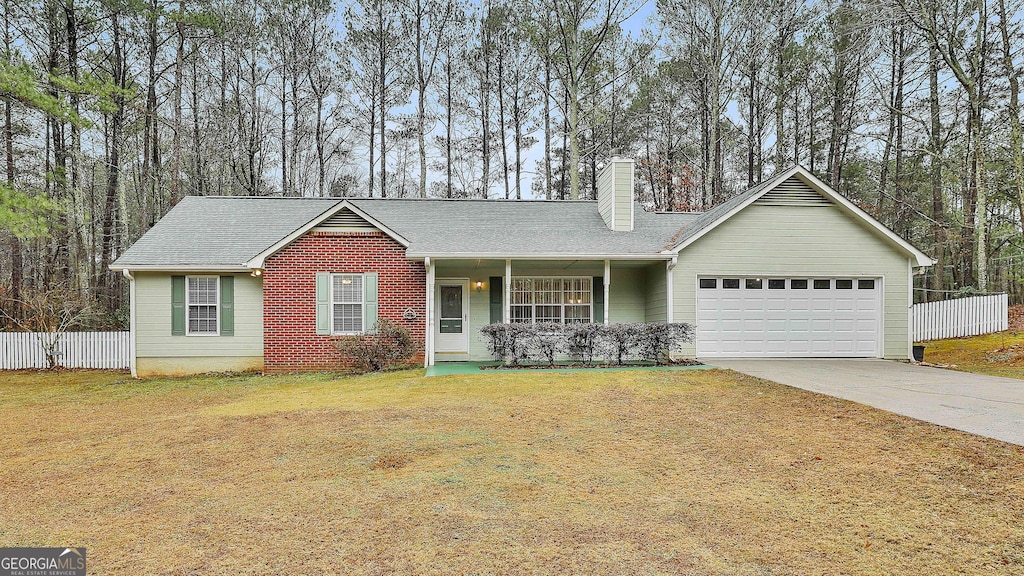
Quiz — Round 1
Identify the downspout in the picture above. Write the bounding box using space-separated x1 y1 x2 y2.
666 256 677 323
122 268 137 378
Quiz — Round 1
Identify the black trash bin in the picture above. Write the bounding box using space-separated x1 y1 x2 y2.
912 345 925 362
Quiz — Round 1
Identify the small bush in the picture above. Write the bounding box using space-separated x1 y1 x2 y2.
479 323 532 365
601 322 642 365
334 318 417 372
564 322 603 365
636 322 695 365
480 323 511 362
531 322 564 366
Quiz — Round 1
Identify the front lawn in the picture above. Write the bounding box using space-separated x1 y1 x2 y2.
921 331 1024 379
1 368 1022 574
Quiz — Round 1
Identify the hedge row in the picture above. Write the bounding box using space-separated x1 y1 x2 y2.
479 322 695 367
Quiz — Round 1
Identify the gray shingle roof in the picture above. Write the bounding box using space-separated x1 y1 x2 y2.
112 196 338 268
350 198 699 258
111 195 720 269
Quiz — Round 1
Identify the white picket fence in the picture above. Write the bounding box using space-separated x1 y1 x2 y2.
912 294 1008 341
0 331 130 370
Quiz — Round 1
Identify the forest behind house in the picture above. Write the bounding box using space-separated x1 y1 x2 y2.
1 0 1021 328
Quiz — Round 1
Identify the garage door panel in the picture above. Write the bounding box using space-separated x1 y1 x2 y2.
697 276 880 358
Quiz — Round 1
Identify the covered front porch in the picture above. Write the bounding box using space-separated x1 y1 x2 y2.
422 257 675 366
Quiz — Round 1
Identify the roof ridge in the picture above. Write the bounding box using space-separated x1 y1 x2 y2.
194 195 340 200
351 197 598 203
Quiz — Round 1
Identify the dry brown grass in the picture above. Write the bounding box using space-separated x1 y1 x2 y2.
922 331 1024 379
1 368 1023 575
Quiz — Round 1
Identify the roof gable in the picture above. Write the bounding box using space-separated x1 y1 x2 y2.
245 200 410 268
669 166 935 267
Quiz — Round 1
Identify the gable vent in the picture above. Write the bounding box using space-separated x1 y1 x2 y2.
317 208 376 230
757 177 831 207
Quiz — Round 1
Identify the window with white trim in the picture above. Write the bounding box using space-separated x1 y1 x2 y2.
187 276 219 335
331 274 364 333
510 277 592 324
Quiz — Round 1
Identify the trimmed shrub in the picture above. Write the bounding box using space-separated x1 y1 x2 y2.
564 322 603 365
334 318 417 372
479 321 695 367
601 322 643 365
479 323 532 366
531 322 564 366
636 322 696 365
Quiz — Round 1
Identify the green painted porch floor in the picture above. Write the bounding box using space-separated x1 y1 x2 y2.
425 361 716 377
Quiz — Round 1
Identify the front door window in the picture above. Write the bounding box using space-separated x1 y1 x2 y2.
439 285 463 334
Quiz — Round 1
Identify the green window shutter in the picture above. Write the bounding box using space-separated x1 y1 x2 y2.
219 275 234 336
315 272 331 335
171 275 186 336
363 272 378 333
593 276 604 324
489 276 503 324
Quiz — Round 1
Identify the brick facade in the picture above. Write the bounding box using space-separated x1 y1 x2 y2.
263 231 426 372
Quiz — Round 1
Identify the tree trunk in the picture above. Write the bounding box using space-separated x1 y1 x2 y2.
378 8 387 197
100 9 125 313
568 79 580 200
142 0 158 227
171 1 184 204
747 61 755 188
893 24 906 237
445 52 453 197
414 0 427 198
543 48 552 199
928 42 945 297
4 0 19 312
997 0 1024 238
497 48 509 199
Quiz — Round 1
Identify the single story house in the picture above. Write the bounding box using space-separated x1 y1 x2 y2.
110 161 934 377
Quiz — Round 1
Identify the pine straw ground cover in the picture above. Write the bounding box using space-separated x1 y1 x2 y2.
921 331 1024 379
1 369 1022 575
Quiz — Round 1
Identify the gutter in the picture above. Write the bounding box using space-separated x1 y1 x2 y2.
109 264 250 273
404 253 676 261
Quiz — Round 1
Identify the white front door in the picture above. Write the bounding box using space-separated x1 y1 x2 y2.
435 279 470 354
696 276 882 358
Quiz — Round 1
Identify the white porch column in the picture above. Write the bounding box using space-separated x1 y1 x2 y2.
504 259 512 323
603 259 611 325
425 257 434 367
666 256 676 323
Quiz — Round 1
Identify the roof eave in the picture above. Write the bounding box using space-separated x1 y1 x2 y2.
108 264 251 272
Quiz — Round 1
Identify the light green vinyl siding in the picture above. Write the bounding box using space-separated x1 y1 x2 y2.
135 272 264 359
672 203 911 359
608 267 645 323
596 160 633 231
612 163 633 231
645 262 667 322
433 261 649 361
597 166 615 229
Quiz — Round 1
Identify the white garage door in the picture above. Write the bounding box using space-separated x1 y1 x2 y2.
696 277 881 358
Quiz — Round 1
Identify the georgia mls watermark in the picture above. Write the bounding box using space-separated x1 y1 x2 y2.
0 548 86 576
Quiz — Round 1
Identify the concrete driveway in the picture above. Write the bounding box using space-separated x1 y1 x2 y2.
707 359 1024 446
